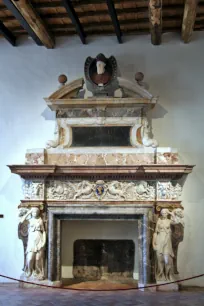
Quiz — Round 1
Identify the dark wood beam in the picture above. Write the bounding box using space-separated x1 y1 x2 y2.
2 0 54 48
182 0 198 43
149 0 162 45
3 0 42 45
72 0 144 6
0 6 187 22
61 0 86 44
0 21 16 45
10 16 185 34
106 0 122 43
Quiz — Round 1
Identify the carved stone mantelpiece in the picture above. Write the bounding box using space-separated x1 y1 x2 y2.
8 55 194 290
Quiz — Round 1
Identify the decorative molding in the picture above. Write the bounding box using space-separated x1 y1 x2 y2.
20 199 182 206
45 180 155 201
8 164 195 179
45 97 155 111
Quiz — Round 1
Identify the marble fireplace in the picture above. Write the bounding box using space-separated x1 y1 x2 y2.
48 204 150 286
9 54 194 291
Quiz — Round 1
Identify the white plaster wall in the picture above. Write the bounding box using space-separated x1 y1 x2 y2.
61 220 138 279
0 32 204 286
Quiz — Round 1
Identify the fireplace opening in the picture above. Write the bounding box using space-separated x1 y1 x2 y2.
61 220 139 288
73 239 135 281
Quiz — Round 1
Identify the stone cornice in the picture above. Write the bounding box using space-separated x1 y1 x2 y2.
44 97 156 111
19 200 182 210
8 164 194 176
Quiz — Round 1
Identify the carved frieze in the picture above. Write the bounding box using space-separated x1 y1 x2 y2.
57 108 142 118
23 178 183 202
157 181 182 200
22 179 183 201
45 179 155 201
23 180 44 200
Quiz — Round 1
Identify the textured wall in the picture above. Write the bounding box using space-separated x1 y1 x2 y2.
0 33 204 285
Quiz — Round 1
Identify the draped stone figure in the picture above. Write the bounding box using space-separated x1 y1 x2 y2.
171 208 184 274
152 208 180 282
19 207 46 280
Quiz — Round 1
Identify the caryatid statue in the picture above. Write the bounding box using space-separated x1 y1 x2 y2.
19 207 46 280
152 208 184 282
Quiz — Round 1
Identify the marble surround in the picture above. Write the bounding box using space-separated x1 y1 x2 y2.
47 203 153 287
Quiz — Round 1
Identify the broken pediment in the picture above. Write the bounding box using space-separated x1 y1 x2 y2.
44 77 157 111
47 77 84 100
44 54 158 110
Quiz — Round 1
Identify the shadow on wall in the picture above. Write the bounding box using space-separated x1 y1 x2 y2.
0 175 22 205
41 107 55 121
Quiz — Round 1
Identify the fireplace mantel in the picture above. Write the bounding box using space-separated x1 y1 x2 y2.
10 55 195 291
8 164 194 178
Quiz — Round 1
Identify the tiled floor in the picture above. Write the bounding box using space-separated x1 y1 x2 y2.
0 285 204 306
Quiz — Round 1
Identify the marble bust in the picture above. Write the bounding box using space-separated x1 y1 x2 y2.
91 54 111 86
84 53 119 96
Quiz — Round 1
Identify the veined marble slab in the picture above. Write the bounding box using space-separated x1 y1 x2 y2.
25 147 179 165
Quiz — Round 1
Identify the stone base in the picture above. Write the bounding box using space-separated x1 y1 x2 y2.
156 281 179 292
19 274 62 289
138 283 157 292
138 281 179 292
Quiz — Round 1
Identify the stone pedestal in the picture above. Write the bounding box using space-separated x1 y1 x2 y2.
156 281 179 292
19 274 62 289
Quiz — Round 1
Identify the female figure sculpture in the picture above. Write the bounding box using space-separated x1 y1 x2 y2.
152 208 176 282
20 207 46 280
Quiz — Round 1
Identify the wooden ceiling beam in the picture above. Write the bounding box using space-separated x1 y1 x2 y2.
0 8 185 23
149 0 162 45
2 0 54 48
0 6 188 22
106 0 122 43
182 0 198 43
61 0 86 44
0 21 16 45
11 17 184 33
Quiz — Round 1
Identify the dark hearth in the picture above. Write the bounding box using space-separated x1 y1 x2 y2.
73 239 135 281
